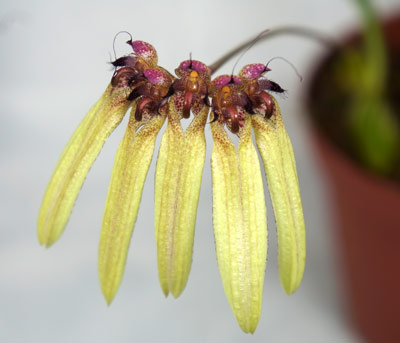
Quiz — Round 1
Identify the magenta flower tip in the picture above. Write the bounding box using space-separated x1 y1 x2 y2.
129 40 158 65
179 60 209 74
212 75 242 89
239 63 269 81
144 68 171 87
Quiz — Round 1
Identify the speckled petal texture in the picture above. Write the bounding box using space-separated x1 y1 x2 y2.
211 118 267 333
252 98 306 295
38 84 132 247
154 101 208 298
98 106 165 304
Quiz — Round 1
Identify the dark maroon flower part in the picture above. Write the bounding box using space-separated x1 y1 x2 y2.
110 39 174 121
209 75 248 134
238 63 285 119
170 59 211 119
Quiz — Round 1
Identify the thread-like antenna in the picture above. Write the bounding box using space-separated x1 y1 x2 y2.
266 56 303 81
229 29 270 78
112 31 133 60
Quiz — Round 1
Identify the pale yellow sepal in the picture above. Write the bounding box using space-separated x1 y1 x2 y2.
251 99 306 295
169 106 208 297
154 103 208 298
38 85 132 247
211 118 267 334
98 106 166 304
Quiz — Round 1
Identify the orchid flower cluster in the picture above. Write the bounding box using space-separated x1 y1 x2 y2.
38 35 306 333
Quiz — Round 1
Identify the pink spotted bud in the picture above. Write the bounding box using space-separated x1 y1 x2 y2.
144 68 171 88
128 40 158 66
238 64 270 81
175 60 210 77
111 39 159 90
211 75 242 90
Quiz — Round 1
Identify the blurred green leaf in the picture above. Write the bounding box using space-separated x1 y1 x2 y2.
339 0 400 175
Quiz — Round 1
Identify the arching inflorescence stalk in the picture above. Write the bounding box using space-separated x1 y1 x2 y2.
38 34 306 334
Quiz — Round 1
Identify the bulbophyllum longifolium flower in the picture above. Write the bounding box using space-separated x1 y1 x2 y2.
38 35 305 334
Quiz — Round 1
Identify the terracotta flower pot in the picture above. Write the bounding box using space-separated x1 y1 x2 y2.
307 14 400 343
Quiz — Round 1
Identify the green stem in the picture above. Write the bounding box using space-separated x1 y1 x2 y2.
209 26 337 74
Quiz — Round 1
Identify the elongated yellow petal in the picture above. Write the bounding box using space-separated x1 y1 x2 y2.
251 99 306 295
98 107 166 304
211 118 267 334
155 101 207 297
38 85 132 246
154 101 184 296
168 106 208 297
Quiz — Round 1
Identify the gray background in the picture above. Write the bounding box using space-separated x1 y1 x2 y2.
1 0 399 342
